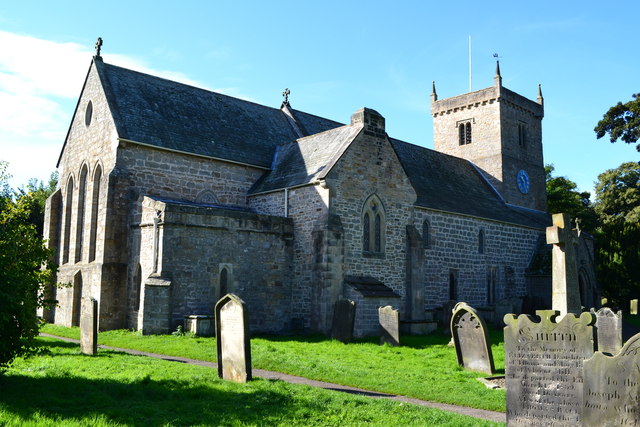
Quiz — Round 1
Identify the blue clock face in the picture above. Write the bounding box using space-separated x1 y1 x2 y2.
517 170 530 194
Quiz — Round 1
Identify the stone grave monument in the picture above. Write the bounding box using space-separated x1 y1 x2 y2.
504 310 595 426
631 299 638 315
450 302 495 375
591 307 623 355
331 299 356 343
80 297 98 355
215 293 251 383
583 332 640 426
546 213 582 317
379 305 400 346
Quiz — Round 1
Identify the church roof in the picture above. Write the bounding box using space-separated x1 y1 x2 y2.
249 124 362 194
93 58 342 168
390 139 550 228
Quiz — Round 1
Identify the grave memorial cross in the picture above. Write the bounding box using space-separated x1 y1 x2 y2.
546 213 581 316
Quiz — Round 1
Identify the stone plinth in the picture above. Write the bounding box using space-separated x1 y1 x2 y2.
184 315 215 337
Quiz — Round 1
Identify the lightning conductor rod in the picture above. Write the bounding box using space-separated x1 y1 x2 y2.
468 36 472 92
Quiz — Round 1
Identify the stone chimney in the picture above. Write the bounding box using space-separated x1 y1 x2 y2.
350 107 386 138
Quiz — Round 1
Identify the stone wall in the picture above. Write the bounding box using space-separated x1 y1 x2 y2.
414 207 543 310
345 286 401 337
134 197 294 333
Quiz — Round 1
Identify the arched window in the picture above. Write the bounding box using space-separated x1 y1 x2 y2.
62 175 74 264
71 271 83 326
362 195 385 254
422 219 431 249
478 229 485 254
449 269 458 300
465 122 472 144
75 165 88 263
458 121 473 145
219 268 228 299
88 164 102 262
459 124 465 145
133 263 142 311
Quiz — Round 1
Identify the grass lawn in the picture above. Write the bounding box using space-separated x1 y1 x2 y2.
0 337 503 426
42 324 507 412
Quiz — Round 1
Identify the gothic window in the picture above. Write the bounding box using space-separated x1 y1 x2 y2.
422 219 431 249
133 263 142 311
518 123 526 148
71 271 83 326
75 164 88 263
458 121 473 145
219 268 228 299
62 175 74 264
449 269 458 300
88 164 102 262
487 266 497 305
478 229 485 254
362 195 385 254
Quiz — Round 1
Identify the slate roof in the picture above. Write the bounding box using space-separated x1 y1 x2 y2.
249 125 362 194
390 139 550 229
93 58 342 168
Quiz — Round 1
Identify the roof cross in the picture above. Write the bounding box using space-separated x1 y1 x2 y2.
95 37 103 57
282 88 290 105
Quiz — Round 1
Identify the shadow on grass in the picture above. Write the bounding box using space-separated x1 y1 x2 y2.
0 371 297 426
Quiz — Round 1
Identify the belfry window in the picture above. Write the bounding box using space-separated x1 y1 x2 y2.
458 121 473 145
362 195 385 254
518 123 526 148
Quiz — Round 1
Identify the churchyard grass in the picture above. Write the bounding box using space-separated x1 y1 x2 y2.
0 337 503 426
42 324 507 412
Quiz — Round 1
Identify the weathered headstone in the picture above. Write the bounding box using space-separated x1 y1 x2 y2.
631 299 638 315
379 305 400 346
80 297 98 355
215 293 251 383
504 310 595 426
591 307 623 355
331 299 356 343
451 302 495 374
442 300 457 335
583 332 640 426
546 213 581 316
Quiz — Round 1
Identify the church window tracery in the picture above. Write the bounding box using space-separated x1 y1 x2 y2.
362 195 385 254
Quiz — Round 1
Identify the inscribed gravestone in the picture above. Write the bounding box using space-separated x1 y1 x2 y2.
80 297 98 355
591 307 622 355
546 213 581 316
331 299 356 343
215 293 251 383
632 299 638 315
504 310 595 426
451 302 495 374
379 305 400 346
583 332 640 426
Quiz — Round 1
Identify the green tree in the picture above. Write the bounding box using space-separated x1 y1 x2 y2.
545 164 599 232
595 93 640 151
0 161 57 370
15 172 58 235
593 161 640 304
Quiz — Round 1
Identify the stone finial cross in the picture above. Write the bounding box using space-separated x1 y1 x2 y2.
95 37 103 57
282 88 290 104
546 213 581 316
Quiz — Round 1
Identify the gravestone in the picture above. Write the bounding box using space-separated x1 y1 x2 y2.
504 310 595 426
215 293 251 383
379 305 400 346
583 332 640 426
546 213 581 316
451 302 495 374
591 307 623 355
331 299 356 343
80 297 98 355
442 300 457 335
631 299 638 315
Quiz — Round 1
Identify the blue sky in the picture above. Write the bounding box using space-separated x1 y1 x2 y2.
1 1 638 197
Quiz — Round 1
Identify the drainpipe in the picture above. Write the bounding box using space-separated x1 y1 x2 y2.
284 188 289 217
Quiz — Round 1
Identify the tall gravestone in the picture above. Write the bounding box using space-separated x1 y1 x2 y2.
504 310 595 426
331 299 356 343
80 297 98 355
546 213 581 317
379 305 400 346
450 302 495 375
583 332 640 426
591 307 623 355
215 293 251 383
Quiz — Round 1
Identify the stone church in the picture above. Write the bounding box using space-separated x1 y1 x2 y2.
42 51 598 336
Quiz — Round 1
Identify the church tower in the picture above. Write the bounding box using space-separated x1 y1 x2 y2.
430 63 546 212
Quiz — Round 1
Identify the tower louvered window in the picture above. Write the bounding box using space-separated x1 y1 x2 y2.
458 121 473 145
